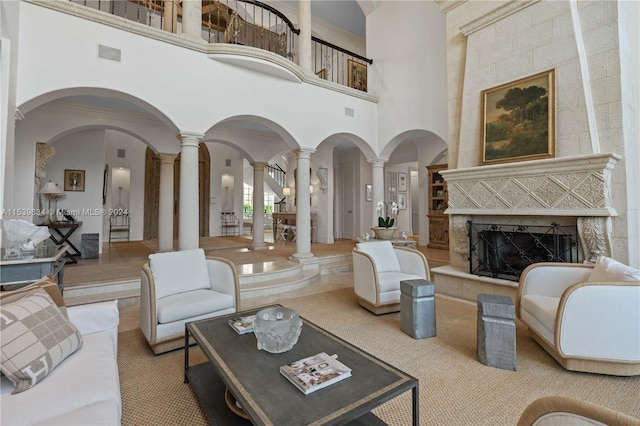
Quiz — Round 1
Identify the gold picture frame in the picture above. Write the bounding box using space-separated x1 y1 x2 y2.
347 59 367 92
481 69 556 165
64 169 85 192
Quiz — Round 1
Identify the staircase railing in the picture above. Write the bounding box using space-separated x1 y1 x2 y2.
68 0 372 91
265 164 286 188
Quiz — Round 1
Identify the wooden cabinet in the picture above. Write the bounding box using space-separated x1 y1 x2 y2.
427 164 449 249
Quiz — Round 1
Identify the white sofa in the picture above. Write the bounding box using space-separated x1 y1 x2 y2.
516 258 640 376
1 300 122 425
352 241 431 314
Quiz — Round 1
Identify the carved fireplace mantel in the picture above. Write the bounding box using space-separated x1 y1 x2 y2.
440 153 622 262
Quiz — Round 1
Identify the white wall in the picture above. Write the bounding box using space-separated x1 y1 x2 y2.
367 1 449 148
47 129 106 252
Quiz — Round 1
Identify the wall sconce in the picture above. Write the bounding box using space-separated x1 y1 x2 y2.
38 181 64 224
282 187 291 196
309 185 314 194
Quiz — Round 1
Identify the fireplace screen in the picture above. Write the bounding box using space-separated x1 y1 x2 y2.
468 221 579 282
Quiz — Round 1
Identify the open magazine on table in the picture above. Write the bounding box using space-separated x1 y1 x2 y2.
227 315 256 335
280 352 352 395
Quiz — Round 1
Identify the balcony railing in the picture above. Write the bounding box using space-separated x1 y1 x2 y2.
69 0 372 91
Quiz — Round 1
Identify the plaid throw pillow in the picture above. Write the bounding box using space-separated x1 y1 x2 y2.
0 289 83 394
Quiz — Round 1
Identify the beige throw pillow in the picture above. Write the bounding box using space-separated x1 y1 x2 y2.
0 275 67 318
0 289 83 394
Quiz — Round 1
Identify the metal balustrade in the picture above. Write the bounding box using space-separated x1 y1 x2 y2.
69 0 372 91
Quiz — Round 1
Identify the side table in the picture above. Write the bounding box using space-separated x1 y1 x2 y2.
47 221 82 264
477 294 517 371
400 279 436 339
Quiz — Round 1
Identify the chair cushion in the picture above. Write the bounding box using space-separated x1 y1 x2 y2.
156 289 234 324
588 257 640 282
378 272 424 293
149 248 210 299
356 241 401 273
520 294 560 336
0 289 83 394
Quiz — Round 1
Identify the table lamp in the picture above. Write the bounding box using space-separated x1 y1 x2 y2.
39 181 64 224
282 187 291 211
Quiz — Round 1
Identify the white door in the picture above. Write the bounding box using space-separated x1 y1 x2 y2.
337 164 355 239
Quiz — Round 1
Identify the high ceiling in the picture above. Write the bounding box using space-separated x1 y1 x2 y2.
283 0 366 38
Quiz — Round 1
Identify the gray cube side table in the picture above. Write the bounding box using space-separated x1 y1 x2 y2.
400 279 436 339
477 294 517 371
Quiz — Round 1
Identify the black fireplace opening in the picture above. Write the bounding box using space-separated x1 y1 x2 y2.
468 221 580 282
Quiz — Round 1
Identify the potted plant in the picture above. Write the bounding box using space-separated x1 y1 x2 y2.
371 200 398 240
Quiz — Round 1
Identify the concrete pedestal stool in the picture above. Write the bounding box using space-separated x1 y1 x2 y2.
400 279 436 339
477 294 517 371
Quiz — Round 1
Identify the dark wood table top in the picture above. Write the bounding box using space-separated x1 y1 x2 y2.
186 306 418 426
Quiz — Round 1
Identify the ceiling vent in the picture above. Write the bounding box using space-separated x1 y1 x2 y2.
117 149 126 158
98 44 121 62
345 107 354 117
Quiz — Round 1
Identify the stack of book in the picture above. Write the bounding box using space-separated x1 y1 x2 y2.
280 352 352 394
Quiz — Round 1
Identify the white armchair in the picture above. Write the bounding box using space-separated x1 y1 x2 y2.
516 257 640 376
140 248 239 354
352 241 430 315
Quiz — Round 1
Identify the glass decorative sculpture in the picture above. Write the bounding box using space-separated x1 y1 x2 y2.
254 307 303 353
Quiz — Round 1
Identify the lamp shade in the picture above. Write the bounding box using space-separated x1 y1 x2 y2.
309 185 314 194
282 187 291 196
39 181 63 195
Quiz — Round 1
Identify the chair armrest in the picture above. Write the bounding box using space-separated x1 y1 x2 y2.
352 249 380 305
395 247 430 280
556 282 640 361
140 263 156 344
68 300 119 336
516 263 593 316
206 257 240 310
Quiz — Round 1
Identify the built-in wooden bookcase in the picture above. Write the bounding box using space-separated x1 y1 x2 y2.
427 164 449 249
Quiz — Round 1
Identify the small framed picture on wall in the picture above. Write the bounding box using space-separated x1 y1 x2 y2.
398 173 408 192
398 193 407 210
64 169 85 192
365 184 373 202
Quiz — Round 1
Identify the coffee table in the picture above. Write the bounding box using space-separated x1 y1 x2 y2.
184 306 419 425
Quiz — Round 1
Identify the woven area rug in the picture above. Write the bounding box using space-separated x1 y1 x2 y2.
118 288 640 425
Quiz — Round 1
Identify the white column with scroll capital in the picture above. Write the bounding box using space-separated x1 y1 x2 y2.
178 132 203 250
290 148 316 262
181 0 202 41
297 0 312 73
251 162 267 251
158 153 177 252
370 158 386 226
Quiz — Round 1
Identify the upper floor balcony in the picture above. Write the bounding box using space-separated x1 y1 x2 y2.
52 0 372 93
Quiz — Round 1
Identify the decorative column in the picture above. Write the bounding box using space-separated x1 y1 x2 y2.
178 132 203 250
290 148 315 262
297 0 312 73
251 162 267 251
370 159 386 226
181 0 202 41
157 153 177 252
163 0 179 33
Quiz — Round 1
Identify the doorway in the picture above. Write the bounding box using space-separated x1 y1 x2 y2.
143 145 210 239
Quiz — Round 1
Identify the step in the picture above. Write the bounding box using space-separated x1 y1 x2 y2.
61 255 353 306
240 268 321 299
64 279 140 306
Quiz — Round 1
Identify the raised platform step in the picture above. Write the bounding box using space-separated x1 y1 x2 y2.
63 254 352 306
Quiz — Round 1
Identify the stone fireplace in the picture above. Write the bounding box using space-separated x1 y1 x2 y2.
431 153 622 301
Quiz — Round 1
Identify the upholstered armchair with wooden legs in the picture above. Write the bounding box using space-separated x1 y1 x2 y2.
352 241 430 315
518 396 640 426
516 257 640 376
140 248 239 354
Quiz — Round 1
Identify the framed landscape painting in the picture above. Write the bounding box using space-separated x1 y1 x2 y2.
481 69 556 165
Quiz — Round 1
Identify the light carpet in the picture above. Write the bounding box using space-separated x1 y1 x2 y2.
117 288 640 425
